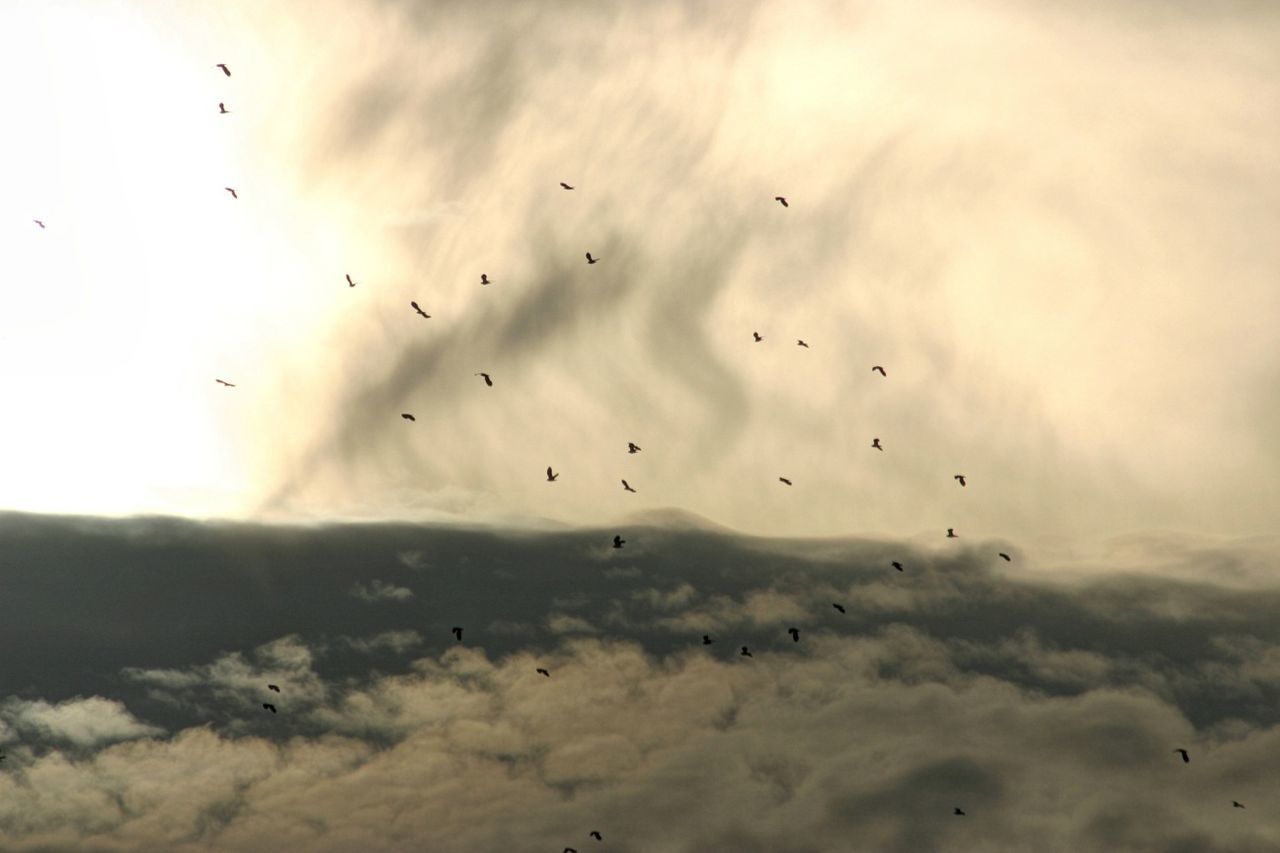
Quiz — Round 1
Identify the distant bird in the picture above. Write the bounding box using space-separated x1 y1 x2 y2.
627 442 641 454
872 365 886 376
401 413 415 421
480 274 490 285
740 646 753 657
947 528 957 538
702 635 713 645
998 552 1011 562
613 535 625 549
476 372 493 386
565 848 577 853
33 219 45 229
797 339 809 348
955 474 967 487
560 182 574 190
832 603 846 614
775 196 788 207
892 561 904 571
621 479 636 493
263 703 276 713
452 626 463 641
585 252 598 264
536 668 550 677
267 685 280 693
1174 749 1190 763
954 807 965 816
779 477 792 486
345 273 356 287
871 438 882 450
753 332 763 342
788 627 800 642
219 102 229 114
410 301 430 318
546 467 558 482
1233 801 1245 808
215 379 236 387
216 63 230 76
225 187 237 199
590 831 602 840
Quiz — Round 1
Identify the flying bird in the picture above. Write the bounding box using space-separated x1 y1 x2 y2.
753 332 763 342
872 365 886 376
560 182 574 190
480 273 490 285
590 831 602 840
998 552 1011 562
585 252 598 264
788 627 800 642
947 528 957 538
702 635 713 645
740 646 753 657
779 477 792 486
476 372 493 386
33 219 45 229
832 603 846 614
1174 748 1190 763
954 808 965 816
263 703 276 713
401 413 415 421
955 474 967 487
1233 801 1245 809
267 684 280 692
797 339 809 348
775 196 788 207
871 438 882 450
613 535 625 549
225 187 237 199
218 102 229 114
345 273 356 287
627 442 641 454
565 849 577 853
892 561 904 571
621 479 636 493
215 63 230 76
451 626 463 641
410 301 430 318
536 668 550 677
215 379 236 387
546 467 558 482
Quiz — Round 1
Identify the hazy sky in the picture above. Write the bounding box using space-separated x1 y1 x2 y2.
2 0 1279 850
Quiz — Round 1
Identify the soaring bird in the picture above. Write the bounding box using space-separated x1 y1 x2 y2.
560 182 574 190
546 467 559 482
33 219 45 229
954 808 965 816
263 703 276 713
779 477 792 486
476 372 493 387
753 332 763 342
480 273 490 285
788 627 800 642
565 849 577 853
410 301 431 318
621 479 636 493
871 438 882 450
219 102 229 114
998 553 1011 562
1233 801 1245 808
215 379 236 387
613 535 625 549
955 474 967 487
832 603 846 614
775 196 788 207
590 831 602 840
1174 749 1190 763
225 187 237 199
216 63 230 76
702 635 713 645
872 365 886 376
585 252 598 264
740 646 753 657
401 413 416 421
267 684 280 692
451 626 463 641
946 528 957 538
892 561 904 571
536 668 550 677
627 442 641 454
797 340 809 348
345 273 356 287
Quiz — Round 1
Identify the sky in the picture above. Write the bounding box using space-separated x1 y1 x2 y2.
1 0 1278 850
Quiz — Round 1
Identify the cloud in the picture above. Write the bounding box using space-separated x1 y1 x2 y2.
349 579 415 603
0 696 162 749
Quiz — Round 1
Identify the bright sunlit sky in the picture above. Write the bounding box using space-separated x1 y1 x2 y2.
3 0 1278 549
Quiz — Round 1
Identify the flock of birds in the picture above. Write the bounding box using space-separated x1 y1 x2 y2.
20 60 1247 841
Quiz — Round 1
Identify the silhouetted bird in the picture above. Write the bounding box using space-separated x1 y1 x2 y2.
215 379 235 387
871 438 882 450
833 603 846 613
788 627 800 642
797 339 809 348
753 332 763 342
892 561 904 571
476 372 493 386
263 703 276 713
480 274 490 285
536 668 550 677
218 102 230 114
621 479 636 493
452 626 463 641
565 848 577 853
998 553 1011 562
872 365 886 376
33 219 45 229
702 635 713 645
955 475 967 487
954 808 965 816
613 535 625 549
627 442 641 454
775 196 788 207
225 187 237 199
267 684 280 692
346 273 356 287
401 413 415 421
1174 749 1190 763
947 528 957 538
547 467 558 482
740 646 752 657
411 301 430 318
590 831 602 840
586 252 598 264
779 477 792 486
560 182 574 190
216 63 230 76
1233 801 1245 808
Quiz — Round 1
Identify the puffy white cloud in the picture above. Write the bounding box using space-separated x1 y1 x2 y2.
349 579 415 603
